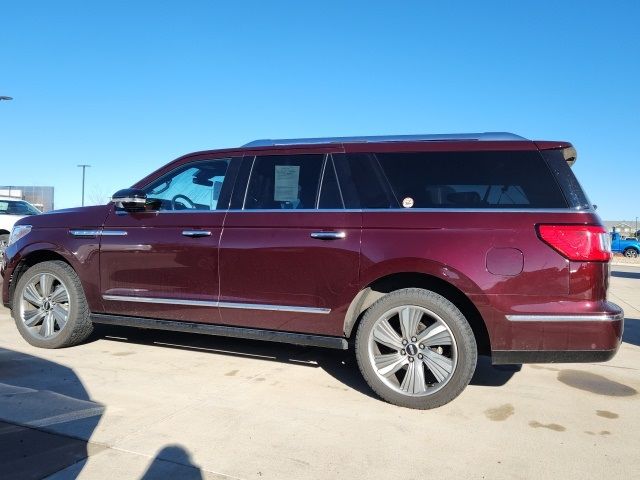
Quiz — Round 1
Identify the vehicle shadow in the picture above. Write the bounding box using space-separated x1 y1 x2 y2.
95 325 519 402
623 317 640 347
611 270 640 280
0 347 103 480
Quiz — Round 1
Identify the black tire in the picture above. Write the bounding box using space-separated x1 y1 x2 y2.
355 288 477 409
623 248 639 258
12 260 93 348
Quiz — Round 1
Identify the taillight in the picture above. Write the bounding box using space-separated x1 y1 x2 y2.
537 224 612 262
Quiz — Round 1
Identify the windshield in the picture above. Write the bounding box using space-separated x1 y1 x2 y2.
0 200 41 216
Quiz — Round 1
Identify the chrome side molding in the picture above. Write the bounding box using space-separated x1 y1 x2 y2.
102 294 331 314
506 313 624 322
70 230 128 238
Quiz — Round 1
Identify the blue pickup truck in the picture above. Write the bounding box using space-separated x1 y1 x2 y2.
611 232 640 257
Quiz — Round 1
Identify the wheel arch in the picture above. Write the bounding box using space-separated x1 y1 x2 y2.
7 249 76 310
343 271 491 355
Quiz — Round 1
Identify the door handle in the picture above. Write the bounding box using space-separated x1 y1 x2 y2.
310 231 346 240
182 230 212 238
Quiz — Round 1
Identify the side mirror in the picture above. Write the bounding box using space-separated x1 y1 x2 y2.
111 188 148 212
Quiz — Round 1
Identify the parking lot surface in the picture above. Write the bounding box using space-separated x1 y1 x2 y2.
0 266 639 479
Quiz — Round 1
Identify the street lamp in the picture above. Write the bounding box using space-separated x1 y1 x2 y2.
0 96 13 101
77 164 91 206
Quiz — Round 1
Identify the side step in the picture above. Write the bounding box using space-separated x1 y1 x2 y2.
90 314 349 350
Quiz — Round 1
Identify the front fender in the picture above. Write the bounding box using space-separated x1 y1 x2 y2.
2 229 102 312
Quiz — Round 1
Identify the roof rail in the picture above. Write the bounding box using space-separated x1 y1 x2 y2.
242 132 528 148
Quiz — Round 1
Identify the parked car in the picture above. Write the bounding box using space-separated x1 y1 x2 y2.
611 232 640 257
1 132 623 409
0 197 41 254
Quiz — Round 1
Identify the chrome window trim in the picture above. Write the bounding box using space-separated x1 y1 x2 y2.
223 208 593 214
102 295 331 314
506 313 624 322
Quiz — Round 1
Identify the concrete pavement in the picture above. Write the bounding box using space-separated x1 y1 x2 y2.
0 267 639 479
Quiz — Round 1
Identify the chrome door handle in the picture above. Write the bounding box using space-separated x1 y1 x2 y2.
310 231 346 240
182 230 212 238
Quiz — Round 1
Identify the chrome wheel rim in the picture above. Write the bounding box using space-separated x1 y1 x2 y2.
19 273 70 339
625 249 638 258
367 305 457 396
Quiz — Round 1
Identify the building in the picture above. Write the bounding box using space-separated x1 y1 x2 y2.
0 186 55 212
603 220 639 237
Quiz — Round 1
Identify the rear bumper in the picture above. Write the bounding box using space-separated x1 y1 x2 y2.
491 303 624 365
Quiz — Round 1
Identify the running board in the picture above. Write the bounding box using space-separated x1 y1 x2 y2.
90 313 349 350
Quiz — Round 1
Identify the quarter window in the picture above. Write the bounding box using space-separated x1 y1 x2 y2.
373 151 568 209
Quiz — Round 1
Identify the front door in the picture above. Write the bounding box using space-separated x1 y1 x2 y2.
99 155 238 323
218 153 361 336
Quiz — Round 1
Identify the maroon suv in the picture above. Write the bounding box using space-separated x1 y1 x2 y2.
1 132 623 409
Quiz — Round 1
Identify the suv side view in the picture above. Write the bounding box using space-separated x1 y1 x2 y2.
1 132 623 409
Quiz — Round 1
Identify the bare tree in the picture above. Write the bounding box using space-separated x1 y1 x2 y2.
87 186 112 206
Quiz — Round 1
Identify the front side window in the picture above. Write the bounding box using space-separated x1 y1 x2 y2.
244 154 324 210
0 200 40 215
143 159 230 211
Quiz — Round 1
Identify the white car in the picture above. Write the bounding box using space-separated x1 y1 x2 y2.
0 196 41 253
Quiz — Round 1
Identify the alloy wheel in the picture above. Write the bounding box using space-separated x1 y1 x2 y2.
19 273 70 339
367 305 457 396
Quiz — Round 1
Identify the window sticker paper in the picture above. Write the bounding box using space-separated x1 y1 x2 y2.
274 165 300 202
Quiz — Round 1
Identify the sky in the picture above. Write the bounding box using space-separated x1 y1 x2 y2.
0 1 638 221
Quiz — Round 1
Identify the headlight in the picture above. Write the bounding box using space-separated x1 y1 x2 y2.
8 225 32 246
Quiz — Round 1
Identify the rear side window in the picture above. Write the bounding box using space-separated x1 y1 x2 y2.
333 153 396 208
244 154 324 210
373 151 569 209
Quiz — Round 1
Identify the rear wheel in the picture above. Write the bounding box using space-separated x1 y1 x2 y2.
623 248 639 258
12 260 93 348
355 288 477 409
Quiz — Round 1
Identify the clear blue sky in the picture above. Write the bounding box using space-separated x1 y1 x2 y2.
1 1 638 221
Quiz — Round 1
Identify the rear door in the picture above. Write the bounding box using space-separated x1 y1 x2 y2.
218 152 361 336
99 155 239 323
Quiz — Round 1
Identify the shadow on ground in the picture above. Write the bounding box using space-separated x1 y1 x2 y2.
611 270 640 280
622 317 640 347
0 347 102 480
95 325 519 401
141 445 203 480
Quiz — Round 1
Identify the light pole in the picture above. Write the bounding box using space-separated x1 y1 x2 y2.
0 96 12 101
77 164 91 206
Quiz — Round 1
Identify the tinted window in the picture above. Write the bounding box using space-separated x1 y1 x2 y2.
0 200 40 215
318 156 344 209
540 149 590 209
144 159 230 211
244 154 324 210
374 151 568 209
333 153 395 208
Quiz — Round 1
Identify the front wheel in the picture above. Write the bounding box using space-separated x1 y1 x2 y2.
624 248 639 258
355 288 477 409
12 260 93 348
